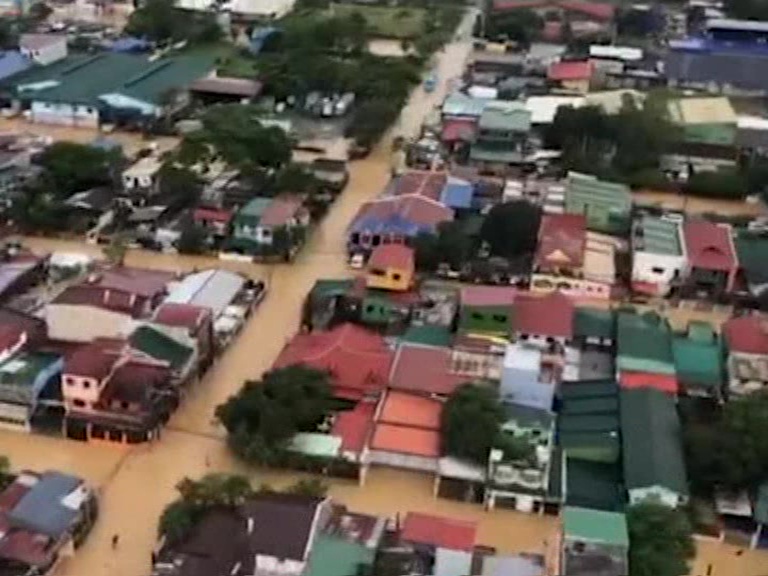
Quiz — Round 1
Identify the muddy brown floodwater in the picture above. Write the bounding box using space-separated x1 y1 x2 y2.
3 13 768 575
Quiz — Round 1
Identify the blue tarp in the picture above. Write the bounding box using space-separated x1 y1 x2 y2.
349 213 430 238
8 472 82 538
440 177 474 209
0 51 30 82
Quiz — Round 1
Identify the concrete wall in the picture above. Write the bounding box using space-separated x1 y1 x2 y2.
632 251 687 295
30 101 99 128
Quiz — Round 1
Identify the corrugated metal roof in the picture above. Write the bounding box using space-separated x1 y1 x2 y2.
7 471 82 538
165 269 245 317
562 506 628 546
632 215 682 256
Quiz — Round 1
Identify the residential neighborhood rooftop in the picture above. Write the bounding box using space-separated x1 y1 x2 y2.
633 215 683 256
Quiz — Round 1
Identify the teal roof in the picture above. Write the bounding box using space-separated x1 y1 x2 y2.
672 336 723 389
401 324 453 347
617 312 675 375
620 388 688 497
558 380 621 463
288 433 341 458
0 352 60 386
130 325 193 371
478 102 531 132
563 506 629 547
734 232 768 287
238 197 272 220
565 458 624 512
565 172 631 215
3 52 214 107
305 534 375 576
574 307 615 340
633 215 683 256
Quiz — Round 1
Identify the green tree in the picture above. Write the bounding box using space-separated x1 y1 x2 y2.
36 142 120 198
484 9 544 47
0 455 12 489
274 164 317 195
685 169 749 200
627 503 695 576
285 478 328 498
479 201 542 259
103 233 128 266
158 163 203 208
158 500 198 545
413 220 474 272
441 384 504 464
125 0 221 44
177 222 208 255
725 0 768 20
216 366 334 464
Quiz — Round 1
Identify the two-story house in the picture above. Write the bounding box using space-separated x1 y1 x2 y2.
470 102 532 175
228 195 309 257
723 315 768 396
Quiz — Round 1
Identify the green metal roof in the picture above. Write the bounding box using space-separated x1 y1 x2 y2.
565 458 625 512
310 279 354 301
401 324 453 348
560 379 618 400
130 325 193 371
478 102 531 132
565 172 631 215
563 506 629 547
237 197 272 220
620 388 688 497
304 534 375 576
560 396 619 416
672 336 723 389
633 215 683 256
735 232 768 287
574 307 615 340
3 52 214 107
617 312 675 375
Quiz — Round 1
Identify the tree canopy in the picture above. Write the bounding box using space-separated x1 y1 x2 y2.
125 0 222 44
36 142 121 198
412 220 474 272
627 503 695 576
441 384 504 465
725 0 768 20
479 201 542 259
216 365 334 464
483 9 544 47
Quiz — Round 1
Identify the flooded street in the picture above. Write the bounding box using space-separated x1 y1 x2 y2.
2 11 767 575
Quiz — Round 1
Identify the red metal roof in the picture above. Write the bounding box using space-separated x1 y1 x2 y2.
53 284 147 317
378 390 443 430
64 340 122 379
331 401 376 454
103 360 171 404
368 244 415 271
389 344 469 396
392 172 447 201
154 302 209 330
441 118 477 143
514 291 575 338
548 60 594 81
273 323 393 400
535 213 586 270
261 195 305 227
461 285 517 307
0 325 25 353
94 267 174 298
193 207 233 225
724 315 768 355
401 512 478 551
370 423 441 458
619 371 678 395
354 194 454 230
683 221 737 272
492 0 615 21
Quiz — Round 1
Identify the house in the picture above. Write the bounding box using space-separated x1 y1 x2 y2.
19 34 67 66
512 291 575 350
547 61 595 94
588 45 643 74
459 286 517 336
122 156 162 194
486 403 556 513
672 321 723 398
723 315 768 396
558 379 621 465
561 507 628 576
0 52 214 127
573 307 615 350
617 311 677 394
665 96 738 172
228 195 310 257
129 324 196 384
665 20 768 97
631 215 687 297
734 231 768 303
441 91 488 120
682 220 739 297
439 177 475 211
470 102 532 174
193 206 233 238
366 244 415 292
45 267 174 342
189 74 262 104
389 343 472 397
386 171 447 201
0 470 97 575
0 251 47 304
153 302 215 371
400 513 477 576
328 401 377 468
563 172 631 236
152 493 331 576
0 349 62 432
164 268 250 320
525 95 585 126
347 194 453 254
620 387 688 507
62 339 176 443
273 323 393 401
369 391 443 473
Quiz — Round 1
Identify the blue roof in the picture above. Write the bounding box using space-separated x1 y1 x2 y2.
440 177 474 209
8 471 82 538
0 51 30 82
110 37 152 53
349 213 427 237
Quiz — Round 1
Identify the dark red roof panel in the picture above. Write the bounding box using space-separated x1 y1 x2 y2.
331 401 376 454
260 195 305 227
64 340 122 379
389 344 469 396
401 512 478 551
514 291 575 338
368 244 415 271
154 302 209 329
683 221 737 272
724 315 768 355
548 60 594 81
535 213 586 269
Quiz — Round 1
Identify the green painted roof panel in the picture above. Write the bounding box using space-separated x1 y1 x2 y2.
563 506 629 547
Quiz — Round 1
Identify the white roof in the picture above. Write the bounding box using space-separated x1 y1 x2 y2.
175 0 215 10
165 269 246 317
123 156 162 178
468 85 498 100
504 344 541 370
525 96 584 124
49 252 92 269
589 45 643 62
223 0 297 17
737 115 768 131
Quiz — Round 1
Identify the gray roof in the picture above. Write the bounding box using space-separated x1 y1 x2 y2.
165 269 246 318
478 102 531 132
665 50 768 93
632 215 683 256
8 471 83 538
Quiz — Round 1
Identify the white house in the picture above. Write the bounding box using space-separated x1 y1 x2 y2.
19 34 67 66
631 214 688 297
122 156 162 194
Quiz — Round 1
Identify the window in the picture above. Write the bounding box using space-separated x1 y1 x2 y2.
372 235 381 246
83 381 91 389
493 314 507 323
471 312 483 320
73 399 85 408
392 273 402 281
520 334 529 340
370 268 386 277
121 401 130 410
366 305 375 313
350 232 360 244
65 377 75 386
651 267 665 275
